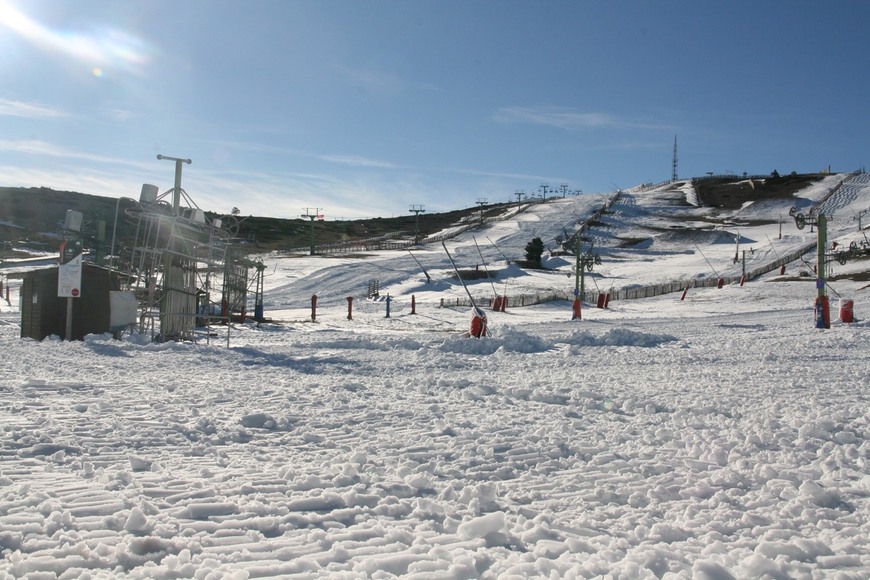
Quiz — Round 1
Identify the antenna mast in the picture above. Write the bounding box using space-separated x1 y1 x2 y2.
672 135 678 182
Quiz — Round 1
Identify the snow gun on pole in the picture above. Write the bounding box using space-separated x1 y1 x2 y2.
765 234 782 261
693 244 725 288
486 236 510 264
442 240 487 337
442 240 476 308
473 236 498 298
407 249 431 283
693 244 720 277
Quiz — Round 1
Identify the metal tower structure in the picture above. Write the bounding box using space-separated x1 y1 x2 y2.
409 205 425 242
301 208 323 255
475 199 487 224
113 156 250 342
672 135 679 182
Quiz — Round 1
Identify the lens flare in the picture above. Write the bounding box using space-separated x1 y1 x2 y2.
0 0 151 74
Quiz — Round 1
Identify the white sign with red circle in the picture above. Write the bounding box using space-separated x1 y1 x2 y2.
58 242 83 298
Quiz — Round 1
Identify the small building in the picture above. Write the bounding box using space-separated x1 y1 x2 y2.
18 263 126 341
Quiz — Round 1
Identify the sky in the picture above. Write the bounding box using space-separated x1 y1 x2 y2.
1 0 868 220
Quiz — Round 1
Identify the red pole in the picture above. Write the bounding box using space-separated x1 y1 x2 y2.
680 287 689 301
346 296 353 320
411 295 416 314
311 294 317 322
572 298 581 320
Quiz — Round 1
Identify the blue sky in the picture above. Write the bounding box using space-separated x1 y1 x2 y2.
1 0 867 220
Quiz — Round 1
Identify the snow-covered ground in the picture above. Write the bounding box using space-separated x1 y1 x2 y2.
1 176 868 578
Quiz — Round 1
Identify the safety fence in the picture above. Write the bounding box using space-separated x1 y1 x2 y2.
691 173 771 183
433 241 818 310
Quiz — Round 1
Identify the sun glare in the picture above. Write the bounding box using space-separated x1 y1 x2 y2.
0 0 40 38
0 0 151 74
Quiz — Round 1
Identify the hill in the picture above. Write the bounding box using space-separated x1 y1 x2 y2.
0 185 507 257
234 171 870 313
3 171 869 306
0 173 828 256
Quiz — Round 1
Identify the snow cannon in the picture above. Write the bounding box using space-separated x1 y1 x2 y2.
469 306 488 338
572 297 581 320
839 298 854 323
814 295 830 329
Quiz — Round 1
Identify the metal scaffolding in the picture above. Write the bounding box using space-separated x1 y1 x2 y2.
112 160 250 342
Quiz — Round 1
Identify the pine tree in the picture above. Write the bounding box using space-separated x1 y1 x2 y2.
524 237 544 268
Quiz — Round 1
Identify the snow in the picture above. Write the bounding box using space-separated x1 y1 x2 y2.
1 176 869 578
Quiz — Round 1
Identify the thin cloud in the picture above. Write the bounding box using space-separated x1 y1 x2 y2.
316 154 399 169
203 139 295 156
0 98 66 119
451 167 561 182
102 108 138 123
204 139 400 170
494 106 669 131
203 140 399 169
334 64 404 93
333 64 443 94
0 139 152 170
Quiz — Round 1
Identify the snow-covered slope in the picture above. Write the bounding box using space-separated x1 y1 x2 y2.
258 172 867 314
